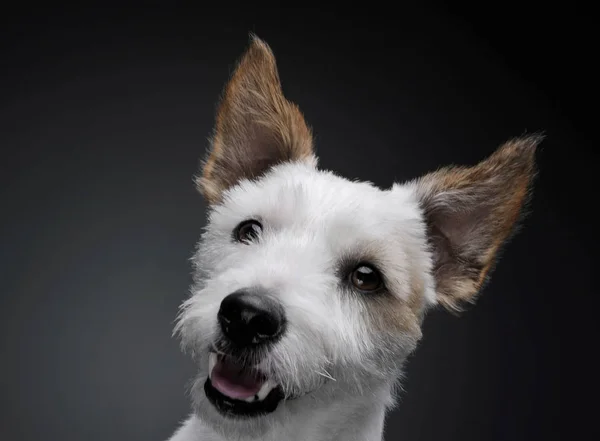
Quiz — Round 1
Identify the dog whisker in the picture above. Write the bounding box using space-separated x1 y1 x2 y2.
315 369 336 381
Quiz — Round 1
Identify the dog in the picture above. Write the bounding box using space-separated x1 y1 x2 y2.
166 35 540 441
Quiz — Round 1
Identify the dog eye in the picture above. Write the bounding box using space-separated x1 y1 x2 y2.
350 264 382 292
233 220 263 244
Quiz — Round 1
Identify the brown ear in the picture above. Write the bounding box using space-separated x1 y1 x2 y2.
413 134 542 312
196 35 315 204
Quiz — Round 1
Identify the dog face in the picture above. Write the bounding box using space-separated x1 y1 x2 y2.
175 36 539 436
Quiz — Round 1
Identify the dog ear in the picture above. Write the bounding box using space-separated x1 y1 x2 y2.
413 134 542 313
196 35 315 204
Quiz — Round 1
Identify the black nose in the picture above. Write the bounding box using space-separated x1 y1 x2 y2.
218 289 286 347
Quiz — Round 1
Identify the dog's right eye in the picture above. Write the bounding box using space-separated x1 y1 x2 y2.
233 220 263 244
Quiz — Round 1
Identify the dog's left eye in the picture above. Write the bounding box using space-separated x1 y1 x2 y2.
350 264 382 292
233 219 263 244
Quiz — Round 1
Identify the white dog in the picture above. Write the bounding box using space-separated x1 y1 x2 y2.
167 36 540 441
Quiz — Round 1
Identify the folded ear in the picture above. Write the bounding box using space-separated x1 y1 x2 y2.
197 35 315 204
413 134 542 313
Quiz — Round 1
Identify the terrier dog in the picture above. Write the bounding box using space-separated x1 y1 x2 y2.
167 36 540 441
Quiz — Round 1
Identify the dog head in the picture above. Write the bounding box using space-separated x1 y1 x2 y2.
174 36 540 436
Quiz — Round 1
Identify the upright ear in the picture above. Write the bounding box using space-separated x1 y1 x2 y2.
413 134 542 312
197 35 315 204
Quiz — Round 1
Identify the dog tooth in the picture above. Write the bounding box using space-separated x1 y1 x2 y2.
208 353 217 379
256 380 276 401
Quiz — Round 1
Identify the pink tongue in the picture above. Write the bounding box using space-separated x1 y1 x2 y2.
211 358 264 400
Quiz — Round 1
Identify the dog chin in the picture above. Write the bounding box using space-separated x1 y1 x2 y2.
190 350 325 437
192 351 294 416
191 381 280 439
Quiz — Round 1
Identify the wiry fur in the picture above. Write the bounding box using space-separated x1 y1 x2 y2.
410 134 540 312
197 34 314 205
167 36 540 441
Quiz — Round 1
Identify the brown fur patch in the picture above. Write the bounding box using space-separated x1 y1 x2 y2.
337 243 425 338
371 253 430 339
366 291 423 349
197 35 314 204
368 272 426 339
414 134 542 312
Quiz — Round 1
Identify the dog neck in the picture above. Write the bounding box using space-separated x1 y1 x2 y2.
170 386 392 441
277 390 389 441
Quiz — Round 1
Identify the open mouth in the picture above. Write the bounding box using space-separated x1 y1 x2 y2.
204 352 284 418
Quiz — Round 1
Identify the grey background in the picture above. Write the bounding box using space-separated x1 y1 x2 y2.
1 6 592 441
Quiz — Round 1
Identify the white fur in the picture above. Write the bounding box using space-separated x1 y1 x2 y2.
169 160 438 441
